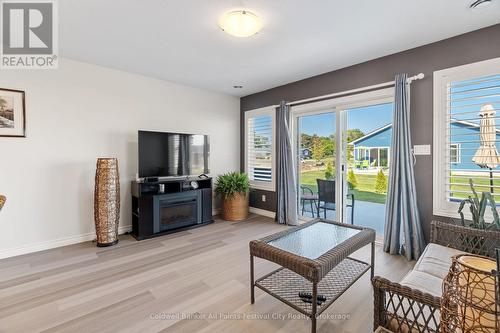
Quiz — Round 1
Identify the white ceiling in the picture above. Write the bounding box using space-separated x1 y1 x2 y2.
60 0 500 97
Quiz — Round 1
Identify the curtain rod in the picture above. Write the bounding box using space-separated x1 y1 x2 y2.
286 73 425 107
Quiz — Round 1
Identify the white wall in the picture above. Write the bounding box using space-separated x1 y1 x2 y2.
0 59 240 258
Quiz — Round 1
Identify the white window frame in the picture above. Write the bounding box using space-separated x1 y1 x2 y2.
433 57 500 219
244 106 276 191
449 143 461 164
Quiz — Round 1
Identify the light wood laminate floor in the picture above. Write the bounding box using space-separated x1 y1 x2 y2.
0 215 414 333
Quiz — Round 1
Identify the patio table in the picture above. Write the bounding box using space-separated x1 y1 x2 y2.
249 219 376 333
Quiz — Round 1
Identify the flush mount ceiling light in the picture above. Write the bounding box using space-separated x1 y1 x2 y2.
470 0 493 8
218 10 262 37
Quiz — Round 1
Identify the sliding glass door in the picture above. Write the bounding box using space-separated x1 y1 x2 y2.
292 89 394 237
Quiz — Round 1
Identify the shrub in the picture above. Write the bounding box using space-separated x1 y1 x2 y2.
347 169 358 189
374 170 388 194
324 162 334 180
458 179 500 230
215 172 250 198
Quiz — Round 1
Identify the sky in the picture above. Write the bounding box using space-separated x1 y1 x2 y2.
300 102 394 137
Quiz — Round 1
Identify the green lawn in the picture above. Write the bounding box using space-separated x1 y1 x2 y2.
449 175 500 200
300 168 500 205
300 170 387 204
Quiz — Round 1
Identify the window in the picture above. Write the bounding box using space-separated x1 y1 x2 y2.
449 143 461 164
433 57 500 218
245 106 276 191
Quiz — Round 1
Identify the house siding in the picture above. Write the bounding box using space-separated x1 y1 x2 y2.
352 122 500 170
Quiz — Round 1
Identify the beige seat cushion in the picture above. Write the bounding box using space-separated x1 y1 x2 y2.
400 243 465 297
413 243 465 279
400 270 443 297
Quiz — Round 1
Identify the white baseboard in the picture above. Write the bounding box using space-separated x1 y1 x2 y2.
249 207 276 219
0 225 132 260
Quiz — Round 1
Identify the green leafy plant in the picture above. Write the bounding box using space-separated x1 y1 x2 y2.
324 162 334 180
311 136 326 169
347 169 358 189
374 170 388 194
215 172 250 198
458 179 500 230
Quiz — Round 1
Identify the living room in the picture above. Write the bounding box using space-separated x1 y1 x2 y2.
0 1 499 332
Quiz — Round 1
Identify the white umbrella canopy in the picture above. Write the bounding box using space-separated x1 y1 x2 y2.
472 104 500 192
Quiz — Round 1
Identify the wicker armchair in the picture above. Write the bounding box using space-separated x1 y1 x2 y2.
0 195 5 211
373 220 500 333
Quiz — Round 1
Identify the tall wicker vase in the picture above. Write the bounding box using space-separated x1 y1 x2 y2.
94 158 120 247
222 192 249 221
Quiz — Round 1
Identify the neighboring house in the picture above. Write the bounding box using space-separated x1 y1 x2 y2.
301 148 311 159
349 120 500 170
349 124 392 169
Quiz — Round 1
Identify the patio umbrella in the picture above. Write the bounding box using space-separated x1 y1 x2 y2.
472 104 500 193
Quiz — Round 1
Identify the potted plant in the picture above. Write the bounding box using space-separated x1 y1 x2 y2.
457 179 500 230
215 172 250 221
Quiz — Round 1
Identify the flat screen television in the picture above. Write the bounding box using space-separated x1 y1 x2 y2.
138 130 210 178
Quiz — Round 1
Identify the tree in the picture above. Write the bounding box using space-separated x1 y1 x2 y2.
374 170 388 194
324 162 334 180
346 129 365 143
347 169 358 189
311 136 326 168
322 138 335 156
300 133 313 150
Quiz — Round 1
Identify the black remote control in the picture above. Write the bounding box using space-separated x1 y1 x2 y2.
298 292 327 302
300 297 323 305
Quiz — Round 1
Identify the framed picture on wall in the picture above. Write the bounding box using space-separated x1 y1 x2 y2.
0 88 26 137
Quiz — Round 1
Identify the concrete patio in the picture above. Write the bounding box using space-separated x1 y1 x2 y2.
300 199 386 235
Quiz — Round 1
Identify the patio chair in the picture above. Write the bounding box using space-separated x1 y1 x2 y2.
316 179 354 224
370 159 377 168
300 186 318 217
0 195 5 211
361 160 370 169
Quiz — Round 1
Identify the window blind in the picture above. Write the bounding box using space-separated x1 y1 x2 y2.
445 73 500 201
247 114 273 183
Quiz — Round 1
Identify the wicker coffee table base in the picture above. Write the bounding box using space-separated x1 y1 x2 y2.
255 257 370 316
251 245 374 333
250 219 375 333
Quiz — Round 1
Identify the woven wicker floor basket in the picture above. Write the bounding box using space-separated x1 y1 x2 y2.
222 192 248 221
94 158 120 247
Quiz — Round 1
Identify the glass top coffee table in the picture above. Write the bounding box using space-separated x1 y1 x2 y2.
249 219 376 333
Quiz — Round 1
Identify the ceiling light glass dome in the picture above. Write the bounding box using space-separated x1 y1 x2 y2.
219 10 262 38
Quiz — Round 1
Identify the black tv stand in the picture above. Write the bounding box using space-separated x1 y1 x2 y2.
131 176 213 240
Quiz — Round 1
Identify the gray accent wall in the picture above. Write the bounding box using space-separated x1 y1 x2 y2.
240 24 500 239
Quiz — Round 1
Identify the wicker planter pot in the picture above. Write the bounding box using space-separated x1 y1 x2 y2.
222 192 249 221
94 158 120 247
